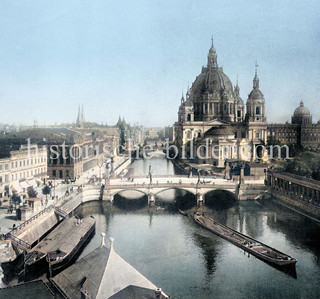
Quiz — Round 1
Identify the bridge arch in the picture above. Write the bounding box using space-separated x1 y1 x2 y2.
204 189 237 209
113 190 148 210
154 187 197 197
111 189 148 197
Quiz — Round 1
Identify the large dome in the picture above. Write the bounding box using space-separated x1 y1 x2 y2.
293 101 310 117
192 67 233 99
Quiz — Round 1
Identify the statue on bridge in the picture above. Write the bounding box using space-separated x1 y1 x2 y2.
148 165 152 185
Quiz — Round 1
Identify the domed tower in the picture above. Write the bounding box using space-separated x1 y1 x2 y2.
191 38 236 122
246 63 266 123
246 63 267 147
177 88 194 123
292 101 312 125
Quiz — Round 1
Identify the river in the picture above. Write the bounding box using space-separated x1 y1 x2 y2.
75 156 320 299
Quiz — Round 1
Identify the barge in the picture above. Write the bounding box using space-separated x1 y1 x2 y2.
25 215 95 271
194 212 296 266
178 209 188 216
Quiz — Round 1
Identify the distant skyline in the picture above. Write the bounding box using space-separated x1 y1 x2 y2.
0 0 319 127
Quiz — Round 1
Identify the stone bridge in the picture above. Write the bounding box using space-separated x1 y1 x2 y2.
103 175 239 204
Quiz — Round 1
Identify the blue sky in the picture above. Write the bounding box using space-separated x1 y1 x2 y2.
0 0 319 127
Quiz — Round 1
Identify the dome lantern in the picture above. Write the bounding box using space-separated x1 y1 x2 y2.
207 36 218 68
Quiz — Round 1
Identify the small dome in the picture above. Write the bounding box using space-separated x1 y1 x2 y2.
293 101 310 117
248 89 264 101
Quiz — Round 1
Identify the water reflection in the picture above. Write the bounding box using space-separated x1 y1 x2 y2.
192 233 219 280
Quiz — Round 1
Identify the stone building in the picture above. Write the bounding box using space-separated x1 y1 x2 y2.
267 101 320 149
0 127 119 182
0 145 47 197
174 40 267 165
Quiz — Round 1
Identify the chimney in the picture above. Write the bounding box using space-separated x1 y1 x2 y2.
100 232 106 248
155 288 162 298
109 237 114 249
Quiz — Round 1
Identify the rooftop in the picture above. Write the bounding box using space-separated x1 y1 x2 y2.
52 235 168 299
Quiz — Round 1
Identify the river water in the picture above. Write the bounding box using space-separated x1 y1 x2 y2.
74 156 320 299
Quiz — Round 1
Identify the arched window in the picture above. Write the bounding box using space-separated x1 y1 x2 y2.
256 106 261 115
187 114 191 121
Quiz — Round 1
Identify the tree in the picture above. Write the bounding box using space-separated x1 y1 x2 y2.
42 185 51 201
11 193 21 210
27 186 38 198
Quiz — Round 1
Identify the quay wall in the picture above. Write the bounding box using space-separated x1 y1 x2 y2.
271 191 320 223
114 158 133 176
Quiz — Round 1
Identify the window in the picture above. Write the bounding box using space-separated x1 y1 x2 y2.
256 106 261 115
255 132 260 139
53 170 56 177
237 110 241 118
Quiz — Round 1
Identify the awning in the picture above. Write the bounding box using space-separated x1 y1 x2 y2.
27 178 38 188
11 182 23 193
19 180 30 190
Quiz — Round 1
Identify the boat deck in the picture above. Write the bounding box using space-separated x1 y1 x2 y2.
194 213 295 265
28 216 95 258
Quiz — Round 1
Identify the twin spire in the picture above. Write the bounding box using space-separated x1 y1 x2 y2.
180 84 191 104
76 104 86 127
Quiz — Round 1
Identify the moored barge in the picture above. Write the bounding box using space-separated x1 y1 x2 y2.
25 215 95 271
194 212 296 266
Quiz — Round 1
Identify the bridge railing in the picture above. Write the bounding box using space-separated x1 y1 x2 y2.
7 233 31 250
106 182 232 189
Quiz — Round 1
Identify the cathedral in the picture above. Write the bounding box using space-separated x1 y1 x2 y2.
174 39 268 166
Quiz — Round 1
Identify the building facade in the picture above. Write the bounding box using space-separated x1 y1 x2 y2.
267 101 320 149
174 40 267 166
0 145 47 197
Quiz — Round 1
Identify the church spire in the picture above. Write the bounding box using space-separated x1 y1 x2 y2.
181 90 185 104
76 105 81 127
234 74 240 97
253 61 259 89
81 104 85 123
207 37 218 68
